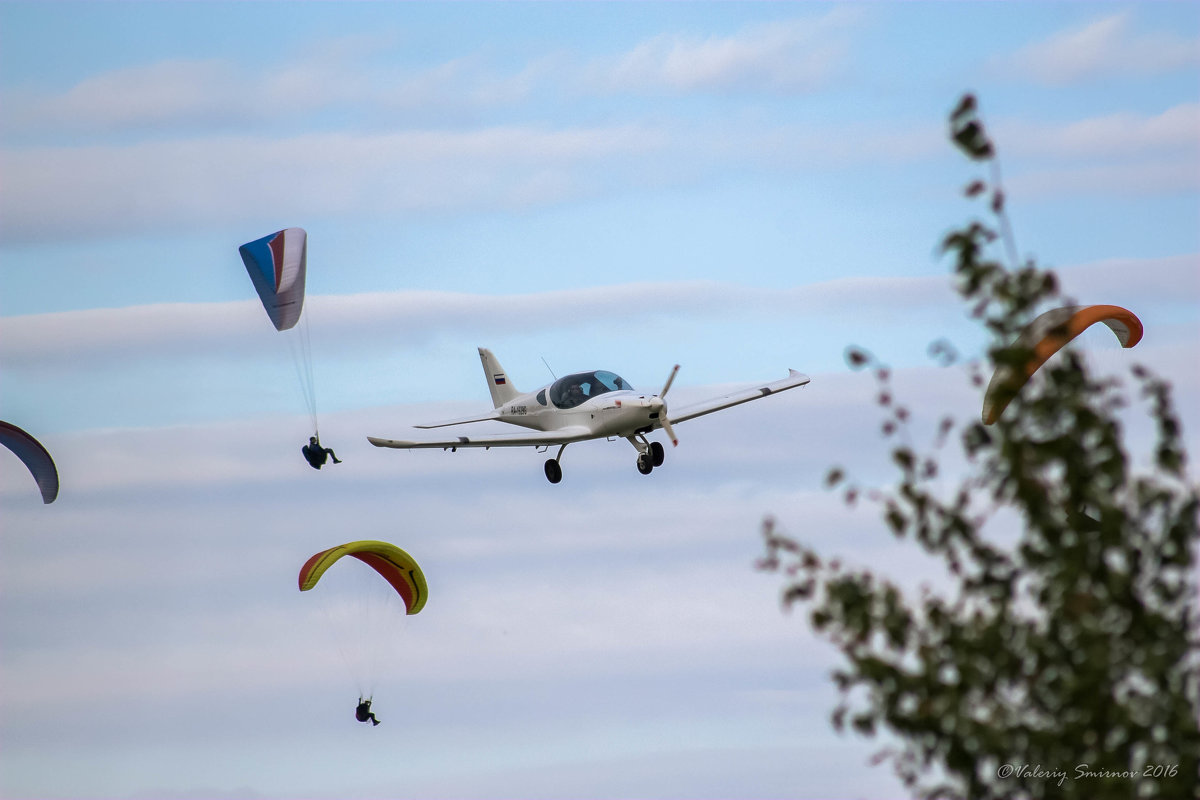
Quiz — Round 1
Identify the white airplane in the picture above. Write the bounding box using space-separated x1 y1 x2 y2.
369 348 810 483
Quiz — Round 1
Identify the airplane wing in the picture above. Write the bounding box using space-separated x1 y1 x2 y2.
668 369 810 425
368 426 596 451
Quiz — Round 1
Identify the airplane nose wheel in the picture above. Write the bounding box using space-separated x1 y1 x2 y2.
650 441 665 467
544 459 563 484
636 453 654 475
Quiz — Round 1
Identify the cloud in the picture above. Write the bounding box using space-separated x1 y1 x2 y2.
993 103 1200 199
0 124 670 243
0 382 876 735
0 12 864 145
4 328 1196 799
4 255 1195 371
5 99 1191 246
590 11 863 94
2 55 337 138
3 59 252 134
0 275 956 368
999 103 1200 160
697 117 944 170
999 12 1200 86
0 35 542 140
0 112 949 244
1007 159 1200 200
1054 255 1200 307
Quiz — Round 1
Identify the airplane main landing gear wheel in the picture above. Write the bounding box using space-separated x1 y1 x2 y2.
544 459 563 484
636 453 654 475
650 441 665 467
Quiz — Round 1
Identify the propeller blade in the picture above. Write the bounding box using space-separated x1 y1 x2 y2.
661 417 679 447
655 366 680 447
660 364 680 398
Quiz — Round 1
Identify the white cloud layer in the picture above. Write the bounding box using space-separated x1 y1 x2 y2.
2 6 1198 796
997 103 1200 198
999 12 1200 86
4 99 1192 245
1000 103 1200 160
3 313 1196 799
3 255 1193 369
590 12 862 94
0 36 543 139
0 13 861 145
0 124 669 243
0 363 921 796
1007 160 1200 199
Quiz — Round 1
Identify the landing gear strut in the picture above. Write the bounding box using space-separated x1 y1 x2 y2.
543 444 568 484
628 435 665 476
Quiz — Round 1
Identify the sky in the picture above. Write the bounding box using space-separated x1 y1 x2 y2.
0 3 1197 798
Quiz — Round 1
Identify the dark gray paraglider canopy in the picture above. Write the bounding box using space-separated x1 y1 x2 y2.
0 420 59 504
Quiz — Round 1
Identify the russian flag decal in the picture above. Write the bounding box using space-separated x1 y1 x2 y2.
493 374 507 385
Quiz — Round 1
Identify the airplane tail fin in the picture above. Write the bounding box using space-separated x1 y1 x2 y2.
478 347 519 408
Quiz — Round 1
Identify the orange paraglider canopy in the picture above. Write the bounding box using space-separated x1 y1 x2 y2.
982 304 1143 425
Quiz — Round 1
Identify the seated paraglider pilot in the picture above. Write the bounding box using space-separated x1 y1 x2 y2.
356 697 381 726
302 435 342 470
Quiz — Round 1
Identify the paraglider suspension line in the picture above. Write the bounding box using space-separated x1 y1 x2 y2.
288 310 320 436
990 158 1020 271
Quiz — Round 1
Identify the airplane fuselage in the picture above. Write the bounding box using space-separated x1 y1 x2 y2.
495 386 663 438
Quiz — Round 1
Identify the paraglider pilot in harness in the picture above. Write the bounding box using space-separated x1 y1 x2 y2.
356 697 380 726
302 435 342 469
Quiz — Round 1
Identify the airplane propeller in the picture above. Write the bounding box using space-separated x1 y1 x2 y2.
656 364 680 447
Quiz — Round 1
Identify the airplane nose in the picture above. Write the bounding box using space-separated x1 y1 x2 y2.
613 396 660 411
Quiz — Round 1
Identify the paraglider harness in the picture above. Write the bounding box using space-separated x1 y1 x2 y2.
356 697 380 726
302 434 341 470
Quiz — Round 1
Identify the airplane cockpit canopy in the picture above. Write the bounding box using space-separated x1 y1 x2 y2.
549 371 632 410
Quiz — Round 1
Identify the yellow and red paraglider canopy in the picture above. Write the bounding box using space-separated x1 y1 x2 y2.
298 540 428 615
